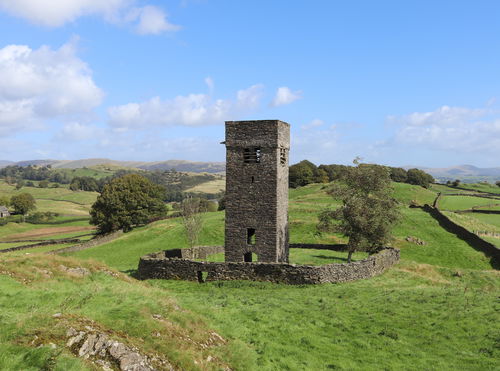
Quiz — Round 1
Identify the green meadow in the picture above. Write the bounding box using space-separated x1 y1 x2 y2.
1 181 499 370
439 194 500 211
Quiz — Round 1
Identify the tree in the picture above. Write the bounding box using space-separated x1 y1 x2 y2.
318 160 400 263
10 193 36 222
181 196 203 248
406 168 434 188
15 179 25 190
0 196 10 207
70 176 99 192
289 160 317 188
38 180 49 188
318 164 349 182
451 179 461 187
496 180 500 188
90 174 167 234
389 167 408 183
314 168 330 183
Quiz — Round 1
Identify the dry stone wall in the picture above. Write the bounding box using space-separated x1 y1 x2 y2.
49 230 124 254
137 247 400 285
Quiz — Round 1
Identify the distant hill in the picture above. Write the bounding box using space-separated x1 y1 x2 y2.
0 158 226 173
0 160 14 167
404 165 500 183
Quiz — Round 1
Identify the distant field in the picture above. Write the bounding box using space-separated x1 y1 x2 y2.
53 164 130 180
442 211 500 234
185 176 225 194
0 220 94 242
438 195 499 211
465 212 500 229
460 182 500 194
0 180 97 207
0 180 94 248
430 183 476 195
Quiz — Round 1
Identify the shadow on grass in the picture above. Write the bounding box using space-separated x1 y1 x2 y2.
122 269 139 278
422 205 500 270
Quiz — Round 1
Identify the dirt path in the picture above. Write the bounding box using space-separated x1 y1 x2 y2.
3 226 95 241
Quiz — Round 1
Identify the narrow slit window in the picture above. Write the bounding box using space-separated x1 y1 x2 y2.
244 147 261 163
280 148 287 165
244 252 253 262
247 228 256 245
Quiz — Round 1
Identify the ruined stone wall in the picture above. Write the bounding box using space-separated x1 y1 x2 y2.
224 120 290 263
0 238 81 254
49 230 124 254
137 247 400 285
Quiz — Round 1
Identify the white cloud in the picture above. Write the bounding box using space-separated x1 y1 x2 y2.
0 41 103 136
58 122 103 141
130 5 180 35
387 105 500 154
0 0 179 34
271 86 302 107
301 119 324 130
291 124 339 164
108 83 264 128
204 76 214 94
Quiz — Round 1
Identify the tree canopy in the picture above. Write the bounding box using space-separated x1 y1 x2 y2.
10 193 36 218
90 174 167 234
318 160 400 262
406 168 435 188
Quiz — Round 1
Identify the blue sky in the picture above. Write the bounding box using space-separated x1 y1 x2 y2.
0 0 499 167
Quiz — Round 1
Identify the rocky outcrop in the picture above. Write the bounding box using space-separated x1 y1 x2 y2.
66 327 174 371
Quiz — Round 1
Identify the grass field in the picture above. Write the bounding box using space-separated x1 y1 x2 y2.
184 175 225 194
1 181 499 370
62 182 499 370
0 180 98 205
0 254 241 371
460 183 500 194
438 195 500 211
467 212 500 228
0 180 97 218
430 183 476 195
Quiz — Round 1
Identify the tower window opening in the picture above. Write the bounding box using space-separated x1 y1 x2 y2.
247 228 256 245
251 176 255 183
280 148 287 165
244 252 253 262
244 147 261 163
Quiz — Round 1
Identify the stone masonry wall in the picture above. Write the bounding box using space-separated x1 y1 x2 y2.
137 247 400 285
224 120 290 263
49 230 124 254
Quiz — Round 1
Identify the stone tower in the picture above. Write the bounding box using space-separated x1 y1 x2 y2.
224 120 290 263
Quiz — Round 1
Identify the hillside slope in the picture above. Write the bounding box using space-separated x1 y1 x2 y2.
60 182 500 370
0 158 226 173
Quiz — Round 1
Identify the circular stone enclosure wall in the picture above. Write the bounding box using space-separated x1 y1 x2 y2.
137 246 400 285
